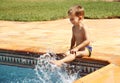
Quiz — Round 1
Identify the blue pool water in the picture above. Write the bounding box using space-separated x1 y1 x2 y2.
0 53 78 83
0 65 39 83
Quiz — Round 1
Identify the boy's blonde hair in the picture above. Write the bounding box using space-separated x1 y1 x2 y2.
68 5 84 18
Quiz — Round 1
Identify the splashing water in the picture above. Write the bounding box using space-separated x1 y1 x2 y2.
34 52 78 83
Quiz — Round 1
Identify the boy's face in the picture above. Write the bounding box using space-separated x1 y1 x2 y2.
69 15 80 25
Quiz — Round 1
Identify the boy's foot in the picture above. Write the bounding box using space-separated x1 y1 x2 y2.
50 60 64 67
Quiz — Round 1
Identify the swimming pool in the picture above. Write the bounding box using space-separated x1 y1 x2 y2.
0 50 110 83
0 53 78 83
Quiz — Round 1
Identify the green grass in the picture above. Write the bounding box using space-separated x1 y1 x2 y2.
0 0 120 21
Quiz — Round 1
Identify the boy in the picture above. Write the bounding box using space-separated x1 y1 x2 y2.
51 5 92 66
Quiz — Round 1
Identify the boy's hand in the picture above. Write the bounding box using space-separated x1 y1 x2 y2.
70 48 78 54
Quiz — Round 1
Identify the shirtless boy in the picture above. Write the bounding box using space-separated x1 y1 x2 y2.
51 5 92 66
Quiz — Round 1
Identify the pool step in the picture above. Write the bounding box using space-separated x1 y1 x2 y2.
0 53 38 68
0 49 40 68
66 58 110 77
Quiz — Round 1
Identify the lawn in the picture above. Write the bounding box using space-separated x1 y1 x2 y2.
0 0 120 21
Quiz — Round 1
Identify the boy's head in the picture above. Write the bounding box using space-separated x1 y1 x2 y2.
68 5 84 25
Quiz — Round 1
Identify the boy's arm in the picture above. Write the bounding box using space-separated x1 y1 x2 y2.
70 27 75 50
70 35 75 50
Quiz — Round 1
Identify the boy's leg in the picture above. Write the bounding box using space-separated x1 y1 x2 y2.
50 53 76 66
63 51 71 56
61 48 90 63
51 48 89 66
76 47 90 57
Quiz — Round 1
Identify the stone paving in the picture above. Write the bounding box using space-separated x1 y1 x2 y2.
0 19 120 56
